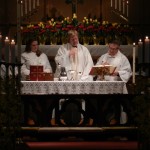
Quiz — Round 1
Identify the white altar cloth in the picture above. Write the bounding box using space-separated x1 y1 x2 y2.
21 81 128 95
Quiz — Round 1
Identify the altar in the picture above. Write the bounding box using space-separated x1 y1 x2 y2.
21 80 128 126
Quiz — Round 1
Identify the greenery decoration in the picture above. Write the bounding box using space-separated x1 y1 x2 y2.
20 14 135 45
0 70 22 150
132 76 150 149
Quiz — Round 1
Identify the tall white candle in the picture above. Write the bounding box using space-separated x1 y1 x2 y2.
138 39 143 64
29 0 31 12
33 0 35 9
111 0 113 7
5 37 10 63
119 0 121 11
132 43 136 84
144 36 150 63
37 0 39 6
115 0 117 9
0 34 2 62
123 0 125 14
126 1 129 17
11 39 15 63
21 1 23 17
25 0 27 14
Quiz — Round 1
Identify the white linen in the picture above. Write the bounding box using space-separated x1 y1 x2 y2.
21 51 52 76
21 81 127 95
55 43 94 81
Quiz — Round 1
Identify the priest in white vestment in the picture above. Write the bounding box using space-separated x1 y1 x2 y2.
53 30 94 126
21 39 53 126
96 40 132 125
96 41 132 83
21 40 52 79
55 30 94 81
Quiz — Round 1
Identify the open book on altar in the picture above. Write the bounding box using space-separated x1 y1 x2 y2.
89 65 116 76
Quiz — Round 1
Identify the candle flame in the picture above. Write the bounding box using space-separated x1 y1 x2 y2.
145 36 149 39
133 43 136 46
139 39 142 42
5 37 8 40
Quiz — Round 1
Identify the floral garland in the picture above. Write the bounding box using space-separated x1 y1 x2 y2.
21 13 135 45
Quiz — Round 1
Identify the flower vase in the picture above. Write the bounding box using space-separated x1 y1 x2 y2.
50 37 57 45
93 37 99 45
40 41 45 45
83 36 89 45
61 37 67 44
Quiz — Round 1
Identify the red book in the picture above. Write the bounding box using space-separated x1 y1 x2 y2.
38 73 44 81
37 66 43 72
30 66 38 73
30 65 43 73
30 65 44 81
30 73 38 81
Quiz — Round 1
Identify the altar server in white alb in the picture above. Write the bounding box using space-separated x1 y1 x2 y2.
55 29 94 81
21 39 53 126
21 39 52 79
96 39 132 126
53 30 94 126
96 39 132 82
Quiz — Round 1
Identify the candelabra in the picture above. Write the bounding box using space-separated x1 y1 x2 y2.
110 0 129 22
20 0 40 21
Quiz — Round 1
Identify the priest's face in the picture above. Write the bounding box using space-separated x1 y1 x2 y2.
108 43 119 56
31 41 39 52
69 35 79 47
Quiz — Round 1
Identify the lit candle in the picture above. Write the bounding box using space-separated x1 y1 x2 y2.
37 0 39 6
111 0 113 7
144 36 150 63
126 1 129 17
21 1 23 17
132 43 136 84
0 33 2 62
33 0 35 9
5 37 10 63
25 0 27 14
123 0 125 14
119 0 121 11
11 39 15 63
138 39 143 64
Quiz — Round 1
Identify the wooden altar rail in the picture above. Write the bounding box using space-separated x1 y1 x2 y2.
21 126 138 141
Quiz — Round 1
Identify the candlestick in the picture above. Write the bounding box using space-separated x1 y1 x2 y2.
132 43 136 84
144 36 150 63
11 39 15 63
138 39 143 64
0 33 2 62
5 37 10 63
